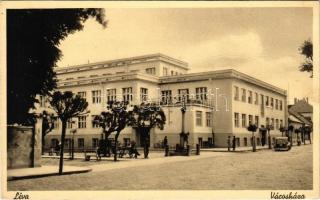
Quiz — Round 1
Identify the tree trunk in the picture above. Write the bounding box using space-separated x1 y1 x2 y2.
41 131 45 155
143 128 150 159
114 132 120 162
59 120 67 175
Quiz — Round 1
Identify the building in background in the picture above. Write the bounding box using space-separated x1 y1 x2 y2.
288 98 313 143
39 53 287 150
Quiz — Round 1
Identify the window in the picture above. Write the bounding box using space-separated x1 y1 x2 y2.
122 87 133 102
234 86 239 100
163 67 168 76
279 100 283 110
106 89 116 102
248 115 253 125
78 138 84 148
280 119 283 127
276 119 279 129
257 138 261 146
91 115 99 128
234 113 239 127
236 138 240 147
53 117 59 129
78 91 86 100
92 138 99 148
266 96 269 106
241 114 247 127
275 99 279 109
196 111 202 126
67 119 74 129
146 67 156 75
260 94 264 105
271 118 274 128
270 97 274 108
241 88 246 102
92 90 101 104
64 139 71 148
140 88 148 101
196 87 207 101
178 89 189 101
248 91 253 104
171 70 174 76
39 95 46 107
78 116 86 129
255 92 259 105
206 112 212 127
161 90 172 104
266 117 270 126
255 116 259 126
244 138 248 146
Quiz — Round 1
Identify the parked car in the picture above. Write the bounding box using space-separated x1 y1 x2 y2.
274 137 291 151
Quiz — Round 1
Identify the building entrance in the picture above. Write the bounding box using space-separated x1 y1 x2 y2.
135 128 150 147
260 129 267 146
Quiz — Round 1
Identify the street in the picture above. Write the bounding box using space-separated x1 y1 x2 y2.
8 144 312 190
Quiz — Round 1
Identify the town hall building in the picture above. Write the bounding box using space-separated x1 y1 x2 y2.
39 53 287 150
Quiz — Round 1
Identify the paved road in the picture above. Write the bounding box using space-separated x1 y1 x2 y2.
7 145 312 190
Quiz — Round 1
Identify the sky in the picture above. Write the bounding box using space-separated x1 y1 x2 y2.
56 7 313 104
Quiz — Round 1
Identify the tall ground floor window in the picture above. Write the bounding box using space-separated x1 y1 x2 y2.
92 138 99 148
78 138 84 149
243 138 248 146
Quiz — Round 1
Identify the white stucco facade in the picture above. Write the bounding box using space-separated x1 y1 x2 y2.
42 54 287 150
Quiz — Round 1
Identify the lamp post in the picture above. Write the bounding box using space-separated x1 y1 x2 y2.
179 96 188 150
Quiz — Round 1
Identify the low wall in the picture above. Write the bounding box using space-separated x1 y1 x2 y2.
7 125 41 169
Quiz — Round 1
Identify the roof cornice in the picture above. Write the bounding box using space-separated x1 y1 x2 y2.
54 53 189 74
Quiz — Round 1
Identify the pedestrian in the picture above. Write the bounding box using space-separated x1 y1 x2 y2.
232 136 236 151
55 141 61 155
144 137 150 158
130 140 140 158
163 136 168 148
96 146 101 161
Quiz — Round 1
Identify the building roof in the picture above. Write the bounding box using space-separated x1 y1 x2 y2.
288 107 312 126
289 99 313 113
55 53 189 74
55 54 286 96
160 69 287 96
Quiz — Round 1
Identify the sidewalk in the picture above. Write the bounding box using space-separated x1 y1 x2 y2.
201 145 270 152
7 165 92 181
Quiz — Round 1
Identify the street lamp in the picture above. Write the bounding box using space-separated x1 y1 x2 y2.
179 95 189 150
69 120 76 160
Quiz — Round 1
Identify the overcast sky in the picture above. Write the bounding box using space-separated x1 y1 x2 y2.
56 7 313 104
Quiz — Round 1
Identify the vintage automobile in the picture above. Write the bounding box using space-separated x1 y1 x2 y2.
274 137 291 151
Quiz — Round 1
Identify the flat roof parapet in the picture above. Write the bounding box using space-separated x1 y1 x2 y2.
55 53 189 74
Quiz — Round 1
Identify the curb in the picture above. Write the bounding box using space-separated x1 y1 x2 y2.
8 168 92 181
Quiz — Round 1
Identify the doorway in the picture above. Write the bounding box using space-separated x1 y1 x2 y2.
136 128 150 147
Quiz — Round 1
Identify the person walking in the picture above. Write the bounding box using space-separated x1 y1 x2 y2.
163 136 168 148
232 136 236 151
